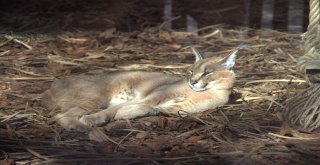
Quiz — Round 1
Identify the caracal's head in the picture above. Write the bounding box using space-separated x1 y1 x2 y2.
187 47 240 92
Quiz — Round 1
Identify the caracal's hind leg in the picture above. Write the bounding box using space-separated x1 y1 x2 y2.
52 100 101 132
114 104 158 119
79 105 120 127
54 114 89 132
79 104 158 127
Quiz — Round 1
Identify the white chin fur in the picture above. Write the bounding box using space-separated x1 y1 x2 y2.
191 87 207 92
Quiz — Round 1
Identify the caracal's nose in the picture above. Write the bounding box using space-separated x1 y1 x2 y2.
189 80 198 85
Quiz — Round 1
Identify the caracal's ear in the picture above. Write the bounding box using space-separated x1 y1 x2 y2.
220 44 248 69
220 49 238 69
191 46 204 61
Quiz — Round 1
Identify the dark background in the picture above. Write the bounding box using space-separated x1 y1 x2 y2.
0 0 309 33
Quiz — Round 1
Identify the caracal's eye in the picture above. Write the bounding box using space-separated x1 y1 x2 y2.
188 70 193 75
201 71 211 77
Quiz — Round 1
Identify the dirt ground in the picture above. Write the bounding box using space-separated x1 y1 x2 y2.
0 1 320 165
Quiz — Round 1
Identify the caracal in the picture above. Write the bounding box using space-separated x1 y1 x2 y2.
41 46 242 132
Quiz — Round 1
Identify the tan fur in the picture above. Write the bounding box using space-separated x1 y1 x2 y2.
40 50 237 132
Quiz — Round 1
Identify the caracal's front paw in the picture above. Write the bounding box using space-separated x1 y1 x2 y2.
53 115 91 133
79 114 112 127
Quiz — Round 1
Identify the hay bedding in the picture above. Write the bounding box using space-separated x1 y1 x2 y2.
0 26 320 164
